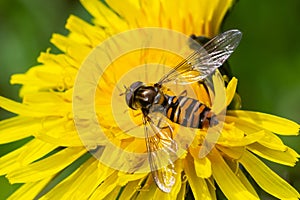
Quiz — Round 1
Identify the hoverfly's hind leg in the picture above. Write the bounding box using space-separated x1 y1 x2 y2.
206 112 219 127
209 115 219 127
198 112 220 158
178 89 187 97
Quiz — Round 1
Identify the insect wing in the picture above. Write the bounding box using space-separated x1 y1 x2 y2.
197 29 242 73
158 29 242 85
143 113 178 193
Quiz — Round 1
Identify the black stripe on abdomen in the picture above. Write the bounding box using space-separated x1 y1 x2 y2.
166 96 211 128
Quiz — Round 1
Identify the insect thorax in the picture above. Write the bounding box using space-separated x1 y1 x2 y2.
133 85 165 110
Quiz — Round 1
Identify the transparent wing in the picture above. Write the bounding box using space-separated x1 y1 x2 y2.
158 29 242 85
143 112 178 193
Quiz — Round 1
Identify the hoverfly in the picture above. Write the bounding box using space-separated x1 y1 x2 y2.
124 29 242 192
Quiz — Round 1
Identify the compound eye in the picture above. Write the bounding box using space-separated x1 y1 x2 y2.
125 81 144 109
125 90 134 108
129 81 144 91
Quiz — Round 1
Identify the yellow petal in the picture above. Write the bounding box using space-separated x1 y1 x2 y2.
0 96 70 117
208 148 259 200
30 117 83 147
153 189 173 200
193 82 211 107
211 0 235 34
169 160 184 198
35 131 83 147
221 121 244 139
239 150 300 199
228 110 299 135
211 70 226 115
118 172 148 186
0 96 49 117
106 0 140 26
102 0 233 36
7 177 53 200
89 171 119 200
17 139 58 165
103 186 122 200
80 0 128 32
162 1 189 33
18 85 40 98
236 169 259 198
50 34 91 63
218 129 265 147
0 146 24 175
226 116 288 151
66 15 104 47
189 147 212 178
205 177 217 200
194 157 212 179
247 143 299 166
40 158 114 199
117 180 140 199
7 147 86 183
184 153 213 200
135 175 157 200
226 77 238 106
138 0 162 27
200 0 234 36
38 49 79 70
257 131 288 151
0 116 36 144
11 65 72 91
217 146 245 160
176 179 187 200
23 92 68 105
179 0 210 35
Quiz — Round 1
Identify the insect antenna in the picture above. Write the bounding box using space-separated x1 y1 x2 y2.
119 85 129 96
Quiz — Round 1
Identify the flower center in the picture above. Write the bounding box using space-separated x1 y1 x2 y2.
73 28 226 172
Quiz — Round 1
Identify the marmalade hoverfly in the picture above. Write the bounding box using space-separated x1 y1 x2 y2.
124 29 242 192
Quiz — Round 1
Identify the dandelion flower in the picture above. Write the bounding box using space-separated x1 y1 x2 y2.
0 0 299 200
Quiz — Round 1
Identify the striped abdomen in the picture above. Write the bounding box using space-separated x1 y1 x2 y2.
165 95 213 128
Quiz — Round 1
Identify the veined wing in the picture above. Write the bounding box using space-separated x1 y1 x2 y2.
143 113 178 193
158 29 242 85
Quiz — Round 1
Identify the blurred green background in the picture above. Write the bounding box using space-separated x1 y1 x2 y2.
0 0 299 199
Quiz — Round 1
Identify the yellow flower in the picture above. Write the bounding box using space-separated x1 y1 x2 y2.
0 0 299 200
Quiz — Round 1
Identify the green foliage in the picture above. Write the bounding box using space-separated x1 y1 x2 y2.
223 1 300 199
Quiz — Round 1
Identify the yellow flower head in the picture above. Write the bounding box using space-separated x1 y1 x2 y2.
0 0 299 200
